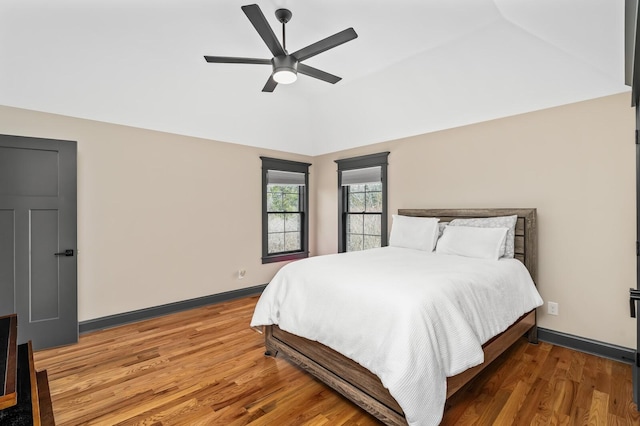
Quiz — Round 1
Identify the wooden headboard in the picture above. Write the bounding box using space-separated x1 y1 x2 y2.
398 208 537 283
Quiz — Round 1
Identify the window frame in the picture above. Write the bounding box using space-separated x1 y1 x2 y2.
335 152 390 253
261 156 311 264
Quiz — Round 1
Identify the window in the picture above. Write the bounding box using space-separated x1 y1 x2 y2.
261 157 310 263
336 152 389 253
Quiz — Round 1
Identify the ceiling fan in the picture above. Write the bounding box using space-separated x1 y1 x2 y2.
204 4 358 92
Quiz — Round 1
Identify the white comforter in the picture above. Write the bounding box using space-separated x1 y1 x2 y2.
250 247 543 425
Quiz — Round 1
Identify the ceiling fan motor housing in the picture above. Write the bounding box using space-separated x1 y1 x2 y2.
272 55 298 73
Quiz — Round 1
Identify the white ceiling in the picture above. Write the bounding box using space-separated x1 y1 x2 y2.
0 0 630 155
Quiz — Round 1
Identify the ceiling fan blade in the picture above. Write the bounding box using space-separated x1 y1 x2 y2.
242 4 286 58
262 75 278 92
298 63 341 84
292 28 358 62
204 56 271 65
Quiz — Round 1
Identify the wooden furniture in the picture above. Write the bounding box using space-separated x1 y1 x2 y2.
263 208 538 426
0 314 55 425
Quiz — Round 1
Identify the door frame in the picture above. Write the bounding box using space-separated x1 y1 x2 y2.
628 0 640 405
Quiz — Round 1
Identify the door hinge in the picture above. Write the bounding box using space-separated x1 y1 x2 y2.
636 130 639 144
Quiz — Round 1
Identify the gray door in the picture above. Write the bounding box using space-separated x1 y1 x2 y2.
0 134 77 350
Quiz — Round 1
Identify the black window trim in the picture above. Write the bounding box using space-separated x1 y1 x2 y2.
335 151 390 253
261 156 311 264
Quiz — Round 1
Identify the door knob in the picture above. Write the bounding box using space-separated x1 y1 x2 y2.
54 249 74 257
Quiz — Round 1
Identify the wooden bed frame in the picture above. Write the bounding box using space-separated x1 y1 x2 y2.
263 208 538 425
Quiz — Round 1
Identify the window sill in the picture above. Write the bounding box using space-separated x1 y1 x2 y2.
262 251 309 264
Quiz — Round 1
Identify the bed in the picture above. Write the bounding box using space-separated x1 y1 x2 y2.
252 208 540 425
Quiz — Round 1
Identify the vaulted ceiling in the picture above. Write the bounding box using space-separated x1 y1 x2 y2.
0 0 630 155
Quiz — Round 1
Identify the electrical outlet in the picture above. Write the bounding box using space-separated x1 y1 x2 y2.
547 301 559 316
238 269 246 280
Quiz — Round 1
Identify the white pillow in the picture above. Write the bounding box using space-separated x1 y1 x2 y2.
436 225 509 260
448 215 518 258
389 215 440 251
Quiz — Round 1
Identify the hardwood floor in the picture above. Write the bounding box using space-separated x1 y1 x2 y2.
34 295 640 425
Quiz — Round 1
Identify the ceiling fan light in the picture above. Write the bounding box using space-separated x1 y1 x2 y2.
273 68 298 84
271 55 298 85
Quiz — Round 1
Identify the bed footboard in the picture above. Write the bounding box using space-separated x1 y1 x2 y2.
264 309 536 426
264 324 406 425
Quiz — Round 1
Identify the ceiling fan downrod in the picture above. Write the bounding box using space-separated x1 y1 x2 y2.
275 8 292 52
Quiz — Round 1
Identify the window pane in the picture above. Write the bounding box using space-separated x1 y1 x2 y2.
268 233 284 254
348 192 365 212
266 192 282 212
365 182 382 192
365 191 382 213
285 213 300 232
364 235 381 250
268 212 301 254
284 231 301 251
282 192 300 212
346 213 381 252
268 186 301 212
268 213 285 232
282 185 300 194
347 214 363 234
350 184 365 193
347 233 363 252
364 214 381 235
269 185 294 194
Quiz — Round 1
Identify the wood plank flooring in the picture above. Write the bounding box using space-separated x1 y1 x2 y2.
33 295 640 425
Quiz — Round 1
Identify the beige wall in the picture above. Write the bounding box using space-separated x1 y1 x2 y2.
1 93 636 348
314 93 636 348
0 105 314 321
